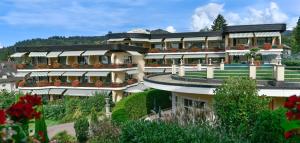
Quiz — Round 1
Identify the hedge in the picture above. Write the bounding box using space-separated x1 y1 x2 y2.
112 89 171 123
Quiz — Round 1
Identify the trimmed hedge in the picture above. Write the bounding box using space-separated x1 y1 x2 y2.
112 89 171 123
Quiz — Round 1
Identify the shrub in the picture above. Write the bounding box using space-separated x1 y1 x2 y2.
74 117 89 143
51 131 76 143
111 89 171 123
213 77 269 137
44 100 65 121
0 90 18 109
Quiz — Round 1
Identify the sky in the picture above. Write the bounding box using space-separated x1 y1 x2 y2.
0 0 299 47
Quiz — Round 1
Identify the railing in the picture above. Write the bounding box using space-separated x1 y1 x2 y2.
285 66 300 82
18 79 138 88
226 44 283 50
148 47 224 53
16 63 137 69
145 64 171 67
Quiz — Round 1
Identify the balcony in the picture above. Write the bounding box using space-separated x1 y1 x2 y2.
148 47 224 53
226 44 283 50
16 63 137 70
17 78 138 89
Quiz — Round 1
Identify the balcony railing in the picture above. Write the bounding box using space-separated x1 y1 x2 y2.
16 63 137 69
145 64 171 67
17 78 138 88
226 44 283 50
148 47 224 53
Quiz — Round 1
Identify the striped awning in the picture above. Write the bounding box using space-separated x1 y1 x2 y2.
183 54 206 58
164 38 181 42
15 72 30 77
28 52 48 57
48 71 64 76
259 51 282 55
31 89 49 95
130 38 150 42
125 83 149 93
85 71 109 77
207 36 222 40
164 68 172 73
185 67 198 71
126 70 138 75
30 72 49 77
49 89 66 95
255 32 281 37
144 68 164 73
64 89 99 96
228 51 248 56
149 39 162 42
46 52 62 57
144 55 164 59
59 51 84 57
107 38 125 42
229 33 254 38
10 52 27 58
19 89 32 94
82 50 108 56
164 55 182 59
127 51 142 56
183 37 205 41
208 53 226 58
63 71 86 76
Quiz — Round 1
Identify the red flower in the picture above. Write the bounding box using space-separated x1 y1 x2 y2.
19 94 42 106
288 95 297 104
284 101 294 109
0 110 6 125
6 102 40 121
38 131 46 142
295 113 300 120
286 111 294 120
284 131 293 139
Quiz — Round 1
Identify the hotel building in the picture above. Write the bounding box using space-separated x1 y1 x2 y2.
11 23 294 108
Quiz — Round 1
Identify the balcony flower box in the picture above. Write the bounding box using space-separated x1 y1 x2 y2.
37 80 49 87
18 80 25 87
112 64 121 68
147 63 160 67
36 64 48 69
237 44 245 50
189 47 201 52
127 64 133 68
16 64 26 69
127 79 137 85
148 48 160 53
95 80 103 87
71 63 80 68
263 43 272 50
52 62 61 69
111 83 122 87
54 80 61 86
93 63 103 68
167 48 178 52
71 80 80 87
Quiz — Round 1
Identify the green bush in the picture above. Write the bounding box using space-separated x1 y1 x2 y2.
44 100 65 121
120 120 238 143
213 77 269 137
51 131 76 143
283 58 300 66
0 90 19 108
74 117 89 143
112 89 171 123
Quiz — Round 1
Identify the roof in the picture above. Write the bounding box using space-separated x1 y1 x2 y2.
15 44 147 53
150 31 222 39
223 23 286 33
150 29 170 34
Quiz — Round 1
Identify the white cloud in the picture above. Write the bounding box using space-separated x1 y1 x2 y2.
191 2 295 31
166 26 176 33
191 3 223 31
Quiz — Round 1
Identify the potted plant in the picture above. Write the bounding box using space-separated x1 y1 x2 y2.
246 48 261 66
148 48 160 53
52 62 61 68
190 47 201 52
18 80 25 87
71 80 80 87
93 63 103 68
16 64 26 69
95 80 103 87
237 44 245 50
54 79 61 86
37 80 48 87
71 63 80 68
167 48 178 52
263 43 272 50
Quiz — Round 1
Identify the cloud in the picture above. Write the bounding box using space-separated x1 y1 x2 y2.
191 3 223 31
166 26 176 33
191 2 295 31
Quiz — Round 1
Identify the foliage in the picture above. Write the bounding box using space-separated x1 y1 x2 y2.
293 17 300 53
34 107 49 143
251 108 287 143
211 14 227 31
112 89 171 123
74 117 89 143
283 57 300 66
213 77 269 137
120 120 243 143
51 131 76 143
0 90 19 109
44 99 65 121
88 117 120 143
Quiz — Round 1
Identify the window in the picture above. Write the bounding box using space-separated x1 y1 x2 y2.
78 76 88 83
170 43 180 48
183 98 206 110
58 57 66 64
100 56 110 64
186 42 204 49
78 56 88 64
133 43 143 47
124 56 132 64
151 43 163 49
257 37 273 46
125 74 133 80
234 38 248 46
59 76 67 82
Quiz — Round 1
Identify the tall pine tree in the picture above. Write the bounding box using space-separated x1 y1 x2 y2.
293 17 300 53
211 14 227 31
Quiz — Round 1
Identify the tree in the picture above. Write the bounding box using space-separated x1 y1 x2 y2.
213 77 269 136
211 14 227 31
199 26 210 32
74 117 89 143
293 17 300 53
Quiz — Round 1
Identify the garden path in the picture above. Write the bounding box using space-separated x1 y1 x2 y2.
47 122 75 138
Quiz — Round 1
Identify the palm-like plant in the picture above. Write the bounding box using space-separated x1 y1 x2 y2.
245 48 261 63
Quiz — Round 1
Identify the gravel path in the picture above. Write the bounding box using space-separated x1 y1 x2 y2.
47 122 75 139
